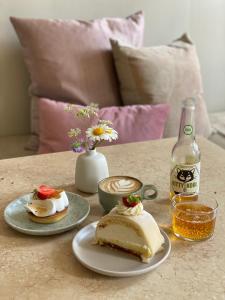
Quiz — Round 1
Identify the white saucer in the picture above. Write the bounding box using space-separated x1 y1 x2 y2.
72 221 171 277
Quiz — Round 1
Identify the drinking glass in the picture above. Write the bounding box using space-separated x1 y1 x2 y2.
171 193 218 241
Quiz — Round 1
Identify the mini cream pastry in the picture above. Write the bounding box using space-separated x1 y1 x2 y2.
95 194 164 263
25 185 69 224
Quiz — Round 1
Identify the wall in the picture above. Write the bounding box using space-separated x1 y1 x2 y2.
0 0 224 136
190 0 225 113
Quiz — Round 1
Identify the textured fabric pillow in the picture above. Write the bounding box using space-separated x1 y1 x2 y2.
111 34 212 138
37 98 170 154
10 11 144 108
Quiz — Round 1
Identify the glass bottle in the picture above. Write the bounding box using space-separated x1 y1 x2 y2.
170 98 201 200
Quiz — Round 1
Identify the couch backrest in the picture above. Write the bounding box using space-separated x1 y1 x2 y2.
1 0 225 136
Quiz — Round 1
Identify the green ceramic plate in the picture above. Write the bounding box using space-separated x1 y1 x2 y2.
4 192 90 236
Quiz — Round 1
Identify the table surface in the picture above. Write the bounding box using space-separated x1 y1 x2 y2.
0 137 225 300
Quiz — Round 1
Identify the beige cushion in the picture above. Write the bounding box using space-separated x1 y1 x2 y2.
111 34 212 138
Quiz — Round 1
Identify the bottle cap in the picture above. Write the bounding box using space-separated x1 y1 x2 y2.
182 98 196 110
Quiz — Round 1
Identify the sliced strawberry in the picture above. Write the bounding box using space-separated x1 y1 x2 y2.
122 194 141 207
129 201 139 207
37 185 56 200
122 197 130 207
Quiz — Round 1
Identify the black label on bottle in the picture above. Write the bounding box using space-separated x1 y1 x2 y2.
170 163 200 194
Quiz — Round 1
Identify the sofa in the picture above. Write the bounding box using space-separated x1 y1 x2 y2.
1 7 224 159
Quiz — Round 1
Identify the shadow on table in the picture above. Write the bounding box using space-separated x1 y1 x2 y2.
52 237 149 289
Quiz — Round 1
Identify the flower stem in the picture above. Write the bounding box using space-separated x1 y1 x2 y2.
90 141 99 150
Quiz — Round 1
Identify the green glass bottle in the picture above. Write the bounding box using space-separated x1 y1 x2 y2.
170 98 201 200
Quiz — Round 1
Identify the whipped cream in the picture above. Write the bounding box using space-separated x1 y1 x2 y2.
26 191 69 217
116 200 143 216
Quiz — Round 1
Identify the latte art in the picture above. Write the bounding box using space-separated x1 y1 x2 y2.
100 176 141 194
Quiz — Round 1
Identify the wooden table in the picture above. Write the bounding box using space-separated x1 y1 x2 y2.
0 138 225 300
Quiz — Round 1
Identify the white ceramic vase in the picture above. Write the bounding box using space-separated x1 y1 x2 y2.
75 149 109 193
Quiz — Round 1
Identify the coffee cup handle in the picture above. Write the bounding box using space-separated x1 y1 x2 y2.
141 184 158 200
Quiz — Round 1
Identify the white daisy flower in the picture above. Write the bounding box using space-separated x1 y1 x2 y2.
86 125 118 142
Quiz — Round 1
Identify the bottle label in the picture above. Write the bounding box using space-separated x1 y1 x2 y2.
170 162 200 194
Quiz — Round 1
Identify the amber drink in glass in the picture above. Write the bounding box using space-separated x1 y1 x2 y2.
171 193 218 241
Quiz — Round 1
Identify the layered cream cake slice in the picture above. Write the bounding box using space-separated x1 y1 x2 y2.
95 194 164 263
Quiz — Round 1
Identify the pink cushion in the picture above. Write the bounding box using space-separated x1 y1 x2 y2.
10 11 144 108
37 98 170 154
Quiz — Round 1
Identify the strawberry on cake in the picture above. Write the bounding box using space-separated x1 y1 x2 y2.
95 194 164 263
25 185 69 224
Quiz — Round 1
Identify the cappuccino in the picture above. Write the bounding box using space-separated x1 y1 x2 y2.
99 176 142 195
98 176 158 212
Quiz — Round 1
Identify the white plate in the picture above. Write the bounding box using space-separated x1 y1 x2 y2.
72 221 171 277
4 192 90 236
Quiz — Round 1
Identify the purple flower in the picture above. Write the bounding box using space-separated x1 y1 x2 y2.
72 141 84 153
72 146 84 153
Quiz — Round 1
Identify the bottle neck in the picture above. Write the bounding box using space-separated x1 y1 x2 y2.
178 105 195 142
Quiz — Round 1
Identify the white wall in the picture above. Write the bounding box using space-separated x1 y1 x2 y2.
190 0 225 113
0 0 224 136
